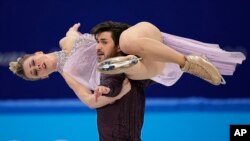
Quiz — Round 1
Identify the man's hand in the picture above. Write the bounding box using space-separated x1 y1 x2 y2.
117 78 131 100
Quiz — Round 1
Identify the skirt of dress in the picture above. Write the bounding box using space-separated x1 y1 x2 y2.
151 32 246 86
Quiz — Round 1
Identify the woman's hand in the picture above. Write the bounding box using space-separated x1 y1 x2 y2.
94 86 110 102
95 78 131 102
59 23 82 54
66 23 82 37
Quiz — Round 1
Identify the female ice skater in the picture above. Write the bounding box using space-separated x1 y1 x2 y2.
9 21 246 106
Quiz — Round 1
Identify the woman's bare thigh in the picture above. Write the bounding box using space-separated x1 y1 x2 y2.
120 22 163 43
126 58 165 80
120 22 165 79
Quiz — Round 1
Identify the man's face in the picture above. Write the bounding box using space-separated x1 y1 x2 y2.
96 31 120 62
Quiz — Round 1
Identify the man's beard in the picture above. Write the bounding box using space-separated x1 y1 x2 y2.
97 50 120 62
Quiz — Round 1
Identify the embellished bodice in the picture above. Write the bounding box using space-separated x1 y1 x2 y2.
55 51 68 73
56 33 101 90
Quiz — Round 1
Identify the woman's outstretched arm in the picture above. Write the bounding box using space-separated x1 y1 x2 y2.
59 23 82 54
61 72 131 109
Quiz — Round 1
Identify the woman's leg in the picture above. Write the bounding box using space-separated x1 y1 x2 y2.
118 22 223 85
125 57 165 80
119 22 186 67
97 54 165 80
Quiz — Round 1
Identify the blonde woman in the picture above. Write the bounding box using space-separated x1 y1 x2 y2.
9 21 245 106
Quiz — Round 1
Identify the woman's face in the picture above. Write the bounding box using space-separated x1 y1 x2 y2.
22 52 55 79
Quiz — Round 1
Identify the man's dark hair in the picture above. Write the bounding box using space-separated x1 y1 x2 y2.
91 21 130 46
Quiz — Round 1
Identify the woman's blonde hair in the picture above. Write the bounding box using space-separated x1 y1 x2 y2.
9 54 39 81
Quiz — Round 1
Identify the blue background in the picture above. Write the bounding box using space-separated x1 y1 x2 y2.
0 0 249 99
1 99 250 141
